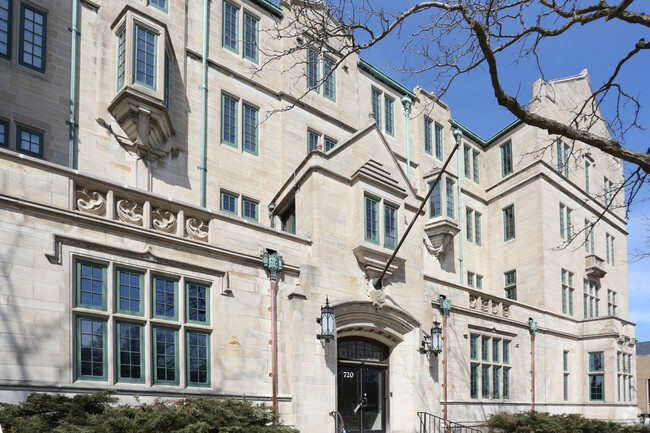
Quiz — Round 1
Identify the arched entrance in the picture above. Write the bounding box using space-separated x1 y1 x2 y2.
337 338 388 433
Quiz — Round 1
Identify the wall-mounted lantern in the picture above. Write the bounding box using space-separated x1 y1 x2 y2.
316 297 335 342
421 320 442 355
528 317 537 336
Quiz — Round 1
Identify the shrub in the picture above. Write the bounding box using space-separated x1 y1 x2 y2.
0 391 299 433
484 411 650 433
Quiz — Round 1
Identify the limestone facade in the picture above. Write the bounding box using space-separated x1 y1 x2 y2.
0 0 637 431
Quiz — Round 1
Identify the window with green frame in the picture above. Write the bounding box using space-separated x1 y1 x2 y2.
307 48 319 91
323 56 336 101
466 208 474 242
445 179 454 218
153 275 178 320
561 269 574 316
371 88 382 129
365 195 379 244
470 364 478 398
148 0 168 12
424 118 433 155
221 94 238 147
384 203 397 249
243 12 258 63
384 95 394 136
308 129 320 152
503 205 515 241
116 28 126 89
324 136 337 151
222 1 238 52
76 316 107 380
501 140 513 177
472 150 480 183
19 4 46 73
0 0 11 60
187 282 209 325
428 181 441 217
220 191 237 214
559 203 572 240
134 25 157 89
116 268 144 316
503 368 510 399
243 197 258 221
606 233 615 265
187 331 210 386
469 334 511 400
153 326 179 385
481 336 490 362
492 366 501 399
504 270 516 300
584 219 595 254
467 271 475 287
116 321 144 383
242 103 258 155
476 274 483 289
0 119 7 147
464 145 471 178
492 338 500 363
76 260 107 311
470 334 479 360
556 139 570 177
563 350 569 401
16 125 43 158
481 365 490 398
588 352 604 401
435 123 443 160
474 212 482 246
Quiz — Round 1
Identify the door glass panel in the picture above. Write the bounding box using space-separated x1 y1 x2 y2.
363 368 384 432
338 366 360 433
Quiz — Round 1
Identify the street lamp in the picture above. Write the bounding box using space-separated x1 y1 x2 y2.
421 320 442 355
316 297 335 342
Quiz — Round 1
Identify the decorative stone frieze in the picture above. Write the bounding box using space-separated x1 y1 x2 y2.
116 198 144 226
469 292 511 318
186 217 209 242
76 188 107 216
152 207 177 233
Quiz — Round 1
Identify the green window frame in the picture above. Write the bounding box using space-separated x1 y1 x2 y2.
187 331 210 387
481 336 490 362
134 25 157 89
384 203 397 249
492 338 500 363
153 275 178 321
556 139 570 177
308 129 320 152
19 4 46 73
0 0 11 60
464 145 471 178
324 136 337 151
475 212 482 246
384 95 394 136
364 196 379 244
16 125 43 158
148 0 168 12
467 271 475 287
481 365 490 398
466 208 474 242
116 321 145 383
76 260 107 311
503 340 510 364
476 275 483 289
222 1 238 52
0 118 8 147
186 281 210 325
76 316 107 380
472 150 480 183
116 268 144 316
503 205 515 241
504 270 516 300
564 373 569 401
503 368 510 399
153 326 179 385
563 350 569 371
469 334 478 360
371 88 382 129
221 94 238 147
323 56 336 101
501 140 512 177
435 123 443 160
220 191 237 214
164 53 170 108
243 12 258 63
429 182 441 217
424 118 433 155
242 103 258 155
243 197 259 221
116 28 126 90
492 366 501 399
445 179 454 218
585 220 595 254
307 48 319 92
588 352 604 401
470 364 478 398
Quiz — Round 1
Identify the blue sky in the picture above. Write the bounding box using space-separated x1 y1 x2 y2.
356 5 650 341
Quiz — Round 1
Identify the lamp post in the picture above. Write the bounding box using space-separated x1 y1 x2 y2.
528 318 537 412
439 295 451 427
262 249 283 416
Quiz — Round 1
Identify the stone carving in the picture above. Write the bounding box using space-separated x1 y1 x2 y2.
152 207 177 233
469 295 477 309
370 289 386 310
186 217 209 241
503 305 510 317
116 199 144 226
492 301 500 315
481 299 489 312
76 188 106 216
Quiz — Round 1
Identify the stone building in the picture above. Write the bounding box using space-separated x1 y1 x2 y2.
637 341 650 417
0 0 637 432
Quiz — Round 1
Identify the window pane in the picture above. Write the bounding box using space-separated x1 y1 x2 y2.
187 283 208 323
365 197 379 242
429 182 441 217
501 141 512 176
243 104 258 154
222 95 237 146
154 277 176 319
307 48 319 90
78 318 104 378
154 328 177 383
223 2 238 51
308 130 319 152
384 96 394 135
371 89 381 129
135 26 156 88
384 204 397 249
20 5 46 71
243 199 258 221
323 57 336 100
117 323 142 381
424 118 432 154
78 262 105 309
446 179 454 218
187 332 209 385
435 124 443 160
243 13 258 62
0 0 10 59
118 270 141 314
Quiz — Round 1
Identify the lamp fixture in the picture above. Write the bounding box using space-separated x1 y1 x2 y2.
316 297 335 342
421 320 442 355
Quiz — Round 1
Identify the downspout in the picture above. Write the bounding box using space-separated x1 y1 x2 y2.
262 249 283 417
453 129 463 285
439 295 451 429
528 318 537 411
68 0 80 169
199 0 210 207
400 96 412 181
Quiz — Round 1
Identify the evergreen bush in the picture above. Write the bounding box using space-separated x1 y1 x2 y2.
484 411 650 433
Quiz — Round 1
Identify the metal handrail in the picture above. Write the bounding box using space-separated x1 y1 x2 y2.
417 412 480 433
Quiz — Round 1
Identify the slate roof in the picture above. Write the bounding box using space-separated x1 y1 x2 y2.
637 341 650 356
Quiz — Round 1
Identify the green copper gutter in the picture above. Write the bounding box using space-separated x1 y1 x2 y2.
199 0 210 207
358 59 416 100
68 0 79 169
251 0 283 17
451 118 522 147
